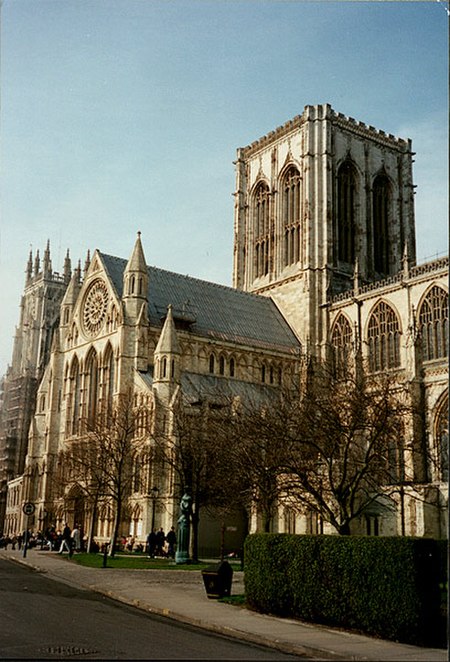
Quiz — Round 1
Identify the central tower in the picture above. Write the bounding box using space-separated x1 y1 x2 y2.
233 103 416 354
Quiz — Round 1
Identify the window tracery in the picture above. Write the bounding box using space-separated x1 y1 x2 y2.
337 161 357 264
418 286 448 361
372 174 391 275
331 314 353 376
253 181 271 278
367 301 401 371
282 166 301 266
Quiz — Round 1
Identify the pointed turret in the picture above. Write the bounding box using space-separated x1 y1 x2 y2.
63 249 72 284
154 305 181 385
402 243 410 279
123 232 149 320
353 258 360 294
26 250 33 284
60 268 82 329
84 249 91 277
43 240 52 277
34 250 40 276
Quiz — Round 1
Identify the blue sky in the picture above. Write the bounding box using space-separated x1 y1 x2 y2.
0 0 448 374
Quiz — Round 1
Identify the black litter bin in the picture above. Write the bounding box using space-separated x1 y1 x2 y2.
201 561 233 599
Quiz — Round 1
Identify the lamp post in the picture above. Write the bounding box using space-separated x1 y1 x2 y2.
151 486 159 531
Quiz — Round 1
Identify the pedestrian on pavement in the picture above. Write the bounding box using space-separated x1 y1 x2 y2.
166 526 176 558
146 529 157 557
71 524 81 552
155 528 165 556
58 523 72 554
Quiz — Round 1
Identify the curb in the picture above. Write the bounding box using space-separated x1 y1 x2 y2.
3 552 354 660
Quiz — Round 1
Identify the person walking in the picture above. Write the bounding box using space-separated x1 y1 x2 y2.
58 523 72 554
146 529 157 558
71 524 81 552
155 528 165 556
166 526 177 559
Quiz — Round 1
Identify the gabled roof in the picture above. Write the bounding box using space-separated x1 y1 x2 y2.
100 252 300 353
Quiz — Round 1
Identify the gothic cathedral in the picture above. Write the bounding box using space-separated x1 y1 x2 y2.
1 105 447 550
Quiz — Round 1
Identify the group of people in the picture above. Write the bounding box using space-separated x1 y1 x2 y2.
1 523 178 558
146 526 177 558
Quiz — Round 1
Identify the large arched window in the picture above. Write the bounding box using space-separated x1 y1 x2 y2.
367 301 401 372
372 174 391 275
67 357 81 436
418 286 448 361
282 166 301 266
337 161 357 264
104 345 116 416
331 314 353 376
86 351 99 425
253 181 271 278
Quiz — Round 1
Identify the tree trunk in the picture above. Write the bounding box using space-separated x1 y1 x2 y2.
338 521 351 535
109 498 122 557
86 497 98 554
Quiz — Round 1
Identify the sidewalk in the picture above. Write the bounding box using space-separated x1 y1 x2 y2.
1 548 447 661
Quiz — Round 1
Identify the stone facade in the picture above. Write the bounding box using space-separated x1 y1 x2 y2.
1 104 448 549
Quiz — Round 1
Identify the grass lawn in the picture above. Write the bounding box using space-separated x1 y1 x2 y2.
65 553 241 571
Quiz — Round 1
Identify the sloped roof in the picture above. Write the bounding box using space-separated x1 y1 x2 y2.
100 252 300 352
137 369 280 408
181 372 280 407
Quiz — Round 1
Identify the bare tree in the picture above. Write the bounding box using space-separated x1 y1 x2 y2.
58 389 151 556
234 361 415 535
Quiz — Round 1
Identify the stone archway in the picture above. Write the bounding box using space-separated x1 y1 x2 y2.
67 486 86 530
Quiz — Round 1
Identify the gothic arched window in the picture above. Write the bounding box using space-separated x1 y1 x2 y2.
67 357 81 436
282 167 301 266
435 395 448 482
337 161 357 264
372 174 391 275
253 181 270 278
229 357 235 378
104 345 115 416
86 351 99 425
418 286 448 361
367 301 401 372
209 354 215 374
331 314 353 377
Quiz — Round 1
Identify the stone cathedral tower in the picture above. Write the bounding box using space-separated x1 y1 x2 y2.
0 243 72 526
233 103 416 355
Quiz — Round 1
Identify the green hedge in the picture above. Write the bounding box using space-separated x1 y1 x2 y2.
244 534 447 647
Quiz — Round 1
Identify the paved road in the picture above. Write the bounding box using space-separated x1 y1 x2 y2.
0 559 305 660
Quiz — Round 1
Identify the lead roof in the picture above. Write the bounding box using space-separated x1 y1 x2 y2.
100 252 300 353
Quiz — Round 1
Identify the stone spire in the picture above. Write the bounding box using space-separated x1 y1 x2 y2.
26 250 33 283
353 258 360 295
123 232 149 318
63 249 72 284
43 240 52 277
402 243 410 279
84 249 91 277
155 305 181 357
34 250 40 276
154 305 181 384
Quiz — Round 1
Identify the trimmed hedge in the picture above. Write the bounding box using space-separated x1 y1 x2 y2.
244 533 447 647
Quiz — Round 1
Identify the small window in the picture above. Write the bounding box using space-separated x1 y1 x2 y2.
229 358 235 378
219 356 225 375
261 365 266 383
209 354 215 374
